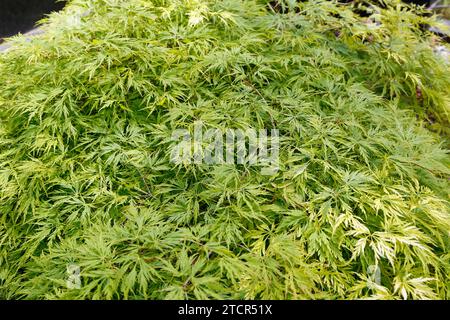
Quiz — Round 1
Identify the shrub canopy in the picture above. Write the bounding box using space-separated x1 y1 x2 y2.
0 0 449 299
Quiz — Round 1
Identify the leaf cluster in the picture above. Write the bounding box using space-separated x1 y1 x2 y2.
0 0 449 299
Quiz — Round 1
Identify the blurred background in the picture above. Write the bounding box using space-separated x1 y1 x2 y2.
0 0 66 39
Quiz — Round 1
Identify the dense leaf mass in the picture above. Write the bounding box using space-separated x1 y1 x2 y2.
0 0 449 299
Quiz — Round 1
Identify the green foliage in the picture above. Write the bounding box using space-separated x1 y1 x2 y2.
0 0 449 299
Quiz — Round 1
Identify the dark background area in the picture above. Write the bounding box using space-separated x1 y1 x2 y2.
0 0 66 40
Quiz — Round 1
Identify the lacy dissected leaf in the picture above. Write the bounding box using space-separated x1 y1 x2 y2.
0 0 449 300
